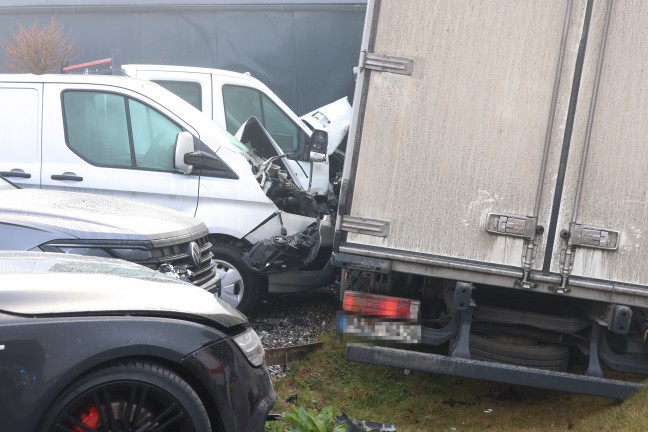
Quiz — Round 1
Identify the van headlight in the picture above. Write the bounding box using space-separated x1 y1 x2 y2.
233 328 265 367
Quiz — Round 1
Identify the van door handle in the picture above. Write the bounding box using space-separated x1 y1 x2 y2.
51 173 83 182
0 170 31 179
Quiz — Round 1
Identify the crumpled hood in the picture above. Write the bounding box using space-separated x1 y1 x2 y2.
300 97 352 155
0 189 207 245
0 252 247 328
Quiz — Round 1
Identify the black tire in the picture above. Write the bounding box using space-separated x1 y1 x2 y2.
470 333 569 371
38 361 210 432
211 242 264 315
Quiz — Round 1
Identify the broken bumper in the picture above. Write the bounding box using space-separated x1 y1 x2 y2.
243 220 321 274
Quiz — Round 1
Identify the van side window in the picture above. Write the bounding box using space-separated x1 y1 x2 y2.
63 92 130 166
260 94 299 154
222 85 263 134
222 85 299 155
63 91 181 172
129 99 181 171
153 80 202 111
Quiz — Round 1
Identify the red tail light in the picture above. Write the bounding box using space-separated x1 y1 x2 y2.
343 291 420 321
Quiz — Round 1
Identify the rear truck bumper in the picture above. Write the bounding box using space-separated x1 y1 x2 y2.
338 282 648 400
345 343 642 400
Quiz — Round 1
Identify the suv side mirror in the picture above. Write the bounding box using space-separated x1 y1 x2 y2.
309 130 328 162
174 131 195 174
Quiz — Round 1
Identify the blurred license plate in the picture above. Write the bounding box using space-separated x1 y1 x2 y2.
337 313 421 343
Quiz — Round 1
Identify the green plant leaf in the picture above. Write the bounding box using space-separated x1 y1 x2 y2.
311 416 327 432
280 405 347 432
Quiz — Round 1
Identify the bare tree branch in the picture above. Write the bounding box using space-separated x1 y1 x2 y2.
0 16 78 74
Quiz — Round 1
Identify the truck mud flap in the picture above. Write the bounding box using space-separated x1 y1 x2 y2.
346 344 642 400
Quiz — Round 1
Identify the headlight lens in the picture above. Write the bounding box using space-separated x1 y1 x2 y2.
233 328 265 367
40 245 153 262
47 246 114 258
111 247 153 262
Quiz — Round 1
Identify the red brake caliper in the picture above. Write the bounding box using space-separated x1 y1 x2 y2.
73 404 100 432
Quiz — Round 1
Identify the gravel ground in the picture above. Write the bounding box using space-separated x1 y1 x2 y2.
247 284 340 379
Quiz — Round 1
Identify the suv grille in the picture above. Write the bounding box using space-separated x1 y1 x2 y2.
144 235 216 290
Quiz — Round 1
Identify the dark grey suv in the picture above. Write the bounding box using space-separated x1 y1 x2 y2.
0 175 217 292
0 252 275 431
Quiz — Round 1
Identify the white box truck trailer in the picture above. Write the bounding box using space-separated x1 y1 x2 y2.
335 0 648 398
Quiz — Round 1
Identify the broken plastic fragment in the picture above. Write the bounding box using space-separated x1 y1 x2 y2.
243 221 320 274
335 413 396 432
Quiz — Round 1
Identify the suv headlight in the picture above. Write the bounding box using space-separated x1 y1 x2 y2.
42 245 114 258
41 244 152 262
233 328 265 367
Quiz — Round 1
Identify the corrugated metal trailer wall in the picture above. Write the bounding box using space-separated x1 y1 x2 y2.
0 1 366 114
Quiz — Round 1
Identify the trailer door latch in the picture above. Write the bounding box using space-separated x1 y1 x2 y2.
570 224 619 250
486 213 537 240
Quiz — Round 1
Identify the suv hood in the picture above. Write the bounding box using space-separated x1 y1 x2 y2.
0 252 246 328
0 189 207 246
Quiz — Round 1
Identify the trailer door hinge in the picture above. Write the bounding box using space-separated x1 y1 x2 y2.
341 216 390 237
359 50 414 75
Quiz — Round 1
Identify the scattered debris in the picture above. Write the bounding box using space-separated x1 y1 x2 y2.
335 413 397 432
250 285 338 380
483 408 493 413
285 394 298 404
308 373 323 383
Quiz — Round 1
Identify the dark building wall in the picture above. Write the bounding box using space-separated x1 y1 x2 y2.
0 2 366 114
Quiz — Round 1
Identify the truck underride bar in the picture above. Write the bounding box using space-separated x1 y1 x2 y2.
346 344 642 400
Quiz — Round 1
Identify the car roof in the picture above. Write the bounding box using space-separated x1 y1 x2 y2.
0 73 150 88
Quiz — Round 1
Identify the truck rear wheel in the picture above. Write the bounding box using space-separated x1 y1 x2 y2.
211 243 264 316
469 333 569 371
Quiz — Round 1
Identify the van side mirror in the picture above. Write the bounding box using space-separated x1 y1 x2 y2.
309 130 328 162
174 131 195 174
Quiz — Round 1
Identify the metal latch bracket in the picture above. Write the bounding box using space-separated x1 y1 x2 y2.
486 213 537 240
570 224 619 250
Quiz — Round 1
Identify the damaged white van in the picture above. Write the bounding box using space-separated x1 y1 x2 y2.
119 64 352 201
0 74 334 314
